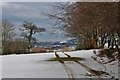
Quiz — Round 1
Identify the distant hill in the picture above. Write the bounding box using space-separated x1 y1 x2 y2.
32 38 78 48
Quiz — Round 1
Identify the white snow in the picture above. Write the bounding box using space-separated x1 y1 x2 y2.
1 50 118 78
0 56 2 79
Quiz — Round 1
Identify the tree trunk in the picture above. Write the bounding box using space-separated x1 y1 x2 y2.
108 39 111 48
27 29 33 52
115 39 120 60
111 35 115 49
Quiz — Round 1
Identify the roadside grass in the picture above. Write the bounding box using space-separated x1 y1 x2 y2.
47 57 85 61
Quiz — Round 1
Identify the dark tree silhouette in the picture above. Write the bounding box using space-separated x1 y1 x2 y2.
20 21 46 52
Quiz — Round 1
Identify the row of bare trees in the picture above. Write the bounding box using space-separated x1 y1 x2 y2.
1 20 45 55
49 2 120 49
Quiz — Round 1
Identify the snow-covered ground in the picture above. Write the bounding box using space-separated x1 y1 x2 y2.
1 50 118 78
0 56 2 79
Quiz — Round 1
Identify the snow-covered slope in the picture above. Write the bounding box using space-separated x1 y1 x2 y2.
1 50 118 78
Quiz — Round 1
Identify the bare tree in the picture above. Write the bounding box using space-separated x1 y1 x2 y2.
49 2 119 49
0 22 2 54
1 19 15 54
20 21 46 52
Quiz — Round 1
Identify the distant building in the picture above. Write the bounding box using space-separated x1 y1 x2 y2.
30 47 52 53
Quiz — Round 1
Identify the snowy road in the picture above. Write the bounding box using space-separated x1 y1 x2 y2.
1 50 118 78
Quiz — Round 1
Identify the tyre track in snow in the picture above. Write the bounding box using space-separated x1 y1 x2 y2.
54 51 110 79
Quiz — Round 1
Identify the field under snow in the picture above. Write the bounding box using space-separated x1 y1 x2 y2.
1 50 118 78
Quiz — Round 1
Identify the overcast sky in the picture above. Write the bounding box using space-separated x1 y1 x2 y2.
2 2 69 42
2 0 118 42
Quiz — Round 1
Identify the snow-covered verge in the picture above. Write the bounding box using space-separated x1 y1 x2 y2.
1 50 118 78
0 56 2 79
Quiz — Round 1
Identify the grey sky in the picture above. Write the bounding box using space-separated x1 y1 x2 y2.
2 2 69 42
